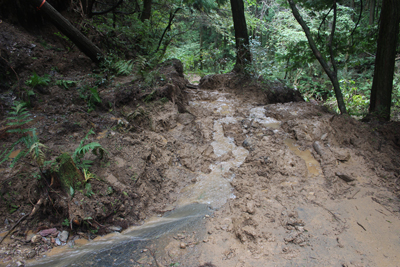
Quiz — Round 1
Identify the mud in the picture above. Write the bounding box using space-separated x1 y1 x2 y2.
1 19 400 267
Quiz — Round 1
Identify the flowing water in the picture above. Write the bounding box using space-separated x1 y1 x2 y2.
28 88 278 266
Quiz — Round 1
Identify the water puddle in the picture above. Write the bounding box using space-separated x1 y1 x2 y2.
284 138 322 177
249 107 281 129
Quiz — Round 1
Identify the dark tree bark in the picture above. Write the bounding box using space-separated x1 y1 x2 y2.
287 0 347 114
81 0 93 17
140 0 152 22
30 0 103 64
230 0 251 72
368 0 400 121
369 0 376 25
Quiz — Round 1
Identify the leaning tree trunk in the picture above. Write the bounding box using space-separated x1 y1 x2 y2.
30 0 103 64
230 0 252 72
288 0 347 114
368 0 400 121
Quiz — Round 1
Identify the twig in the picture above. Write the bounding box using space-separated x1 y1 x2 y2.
349 189 360 199
146 247 162 267
357 222 366 231
0 214 28 245
311 200 343 223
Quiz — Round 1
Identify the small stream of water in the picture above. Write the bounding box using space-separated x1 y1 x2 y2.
28 88 284 266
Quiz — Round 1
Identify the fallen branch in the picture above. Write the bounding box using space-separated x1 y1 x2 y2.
357 222 366 231
0 214 28 245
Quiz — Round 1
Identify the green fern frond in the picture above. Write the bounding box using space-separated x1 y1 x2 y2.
114 59 134 76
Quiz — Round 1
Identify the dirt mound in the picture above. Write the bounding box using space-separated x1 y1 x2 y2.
199 74 303 105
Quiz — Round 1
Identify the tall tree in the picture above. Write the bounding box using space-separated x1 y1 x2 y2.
140 0 152 22
287 0 347 114
230 0 252 72
368 0 400 121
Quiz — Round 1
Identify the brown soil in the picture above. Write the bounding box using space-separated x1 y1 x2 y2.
1 20 400 267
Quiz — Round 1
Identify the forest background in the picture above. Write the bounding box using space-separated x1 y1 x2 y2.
1 0 399 120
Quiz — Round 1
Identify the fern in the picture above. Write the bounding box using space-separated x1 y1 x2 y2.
114 59 135 76
0 102 46 167
6 102 33 134
25 72 50 88
72 129 107 169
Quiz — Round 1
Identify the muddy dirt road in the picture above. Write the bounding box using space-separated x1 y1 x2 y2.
24 73 400 267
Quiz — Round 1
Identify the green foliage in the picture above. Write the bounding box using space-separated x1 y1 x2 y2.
25 72 51 88
78 85 102 112
84 183 94 197
0 102 47 168
56 80 77 89
72 129 107 171
62 218 70 227
113 59 135 76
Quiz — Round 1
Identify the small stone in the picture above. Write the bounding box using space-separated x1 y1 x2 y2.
180 242 186 249
108 226 122 232
313 141 324 156
59 231 69 243
335 172 355 182
54 238 61 246
321 133 328 140
16 261 24 266
246 201 255 214
39 228 57 237
204 215 210 218
31 235 42 243
26 249 36 259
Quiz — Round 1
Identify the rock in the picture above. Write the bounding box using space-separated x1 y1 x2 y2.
38 228 57 236
313 141 324 156
26 249 36 259
54 238 61 246
180 242 186 249
108 226 122 232
59 231 69 243
246 201 256 214
31 234 42 243
16 261 24 266
321 133 328 140
335 172 355 182
26 233 35 242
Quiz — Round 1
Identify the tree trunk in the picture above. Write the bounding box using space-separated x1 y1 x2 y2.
81 0 93 17
368 0 400 121
30 0 103 64
140 0 152 22
287 0 347 114
369 0 376 25
230 0 251 72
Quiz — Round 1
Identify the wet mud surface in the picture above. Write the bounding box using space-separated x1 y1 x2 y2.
1 22 400 266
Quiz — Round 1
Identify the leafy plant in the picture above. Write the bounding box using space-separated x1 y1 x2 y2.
0 102 47 168
25 72 50 88
113 59 135 76
71 128 107 186
62 218 70 227
84 183 94 197
78 85 102 112
56 79 77 89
